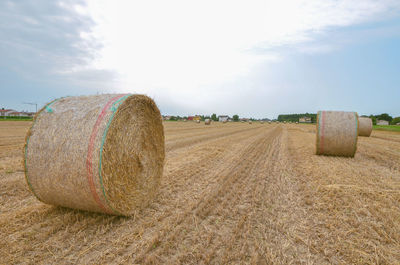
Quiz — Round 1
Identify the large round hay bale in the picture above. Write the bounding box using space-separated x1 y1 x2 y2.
358 117 372 137
205 119 211 125
24 94 165 216
316 111 358 157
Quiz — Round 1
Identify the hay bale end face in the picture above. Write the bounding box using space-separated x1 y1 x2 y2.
316 111 358 157
358 117 372 137
24 94 165 216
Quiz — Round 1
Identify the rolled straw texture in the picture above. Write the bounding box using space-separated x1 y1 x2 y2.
316 111 358 157
205 119 211 125
24 94 165 216
358 117 372 137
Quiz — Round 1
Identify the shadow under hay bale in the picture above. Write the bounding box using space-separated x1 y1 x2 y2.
24 94 165 216
316 110 358 157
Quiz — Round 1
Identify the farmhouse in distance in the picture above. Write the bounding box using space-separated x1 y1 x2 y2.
299 116 312 123
0 108 35 117
218 115 229 122
377 120 389 125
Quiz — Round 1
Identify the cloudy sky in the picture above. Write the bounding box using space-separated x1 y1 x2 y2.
1 0 400 118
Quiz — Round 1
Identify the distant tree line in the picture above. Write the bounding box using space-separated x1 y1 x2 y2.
276 112 399 125
277 113 317 123
366 113 400 125
167 114 242 121
167 115 212 121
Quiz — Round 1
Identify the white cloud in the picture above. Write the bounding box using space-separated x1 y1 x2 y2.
81 0 399 98
2 0 399 116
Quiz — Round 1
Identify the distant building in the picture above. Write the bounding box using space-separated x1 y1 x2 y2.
0 108 14 117
299 117 312 123
193 115 201 121
218 115 229 122
21 112 35 117
8 111 23 117
187 115 201 121
8 111 18 117
376 120 389 125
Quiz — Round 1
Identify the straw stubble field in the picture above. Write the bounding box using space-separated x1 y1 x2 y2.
0 121 399 264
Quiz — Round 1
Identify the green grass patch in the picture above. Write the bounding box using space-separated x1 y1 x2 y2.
373 125 400 132
0 117 33 121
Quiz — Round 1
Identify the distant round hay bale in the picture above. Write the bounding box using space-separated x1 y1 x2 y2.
223 120 227 123
358 117 372 137
260 121 264 124
268 121 271 124
316 111 358 157
205 119 211 125
249 121 252 124
24 94 165 216
196 120 200 123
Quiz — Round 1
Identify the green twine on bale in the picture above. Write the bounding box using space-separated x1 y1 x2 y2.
98 94 131 215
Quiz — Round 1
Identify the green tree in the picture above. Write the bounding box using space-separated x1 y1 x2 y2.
376 113 393 123
391 117 400 125
233 114 239 121
369 115 377 125
211 113 217 121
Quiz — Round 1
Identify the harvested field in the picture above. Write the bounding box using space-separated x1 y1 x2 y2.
0 121 399 264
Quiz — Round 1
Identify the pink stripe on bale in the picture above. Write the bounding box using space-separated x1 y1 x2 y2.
86 95 125 214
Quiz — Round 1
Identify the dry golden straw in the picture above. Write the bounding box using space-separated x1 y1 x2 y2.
316 111 358 157
24 94 165 216
205 119 211 125
358 117 372 137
